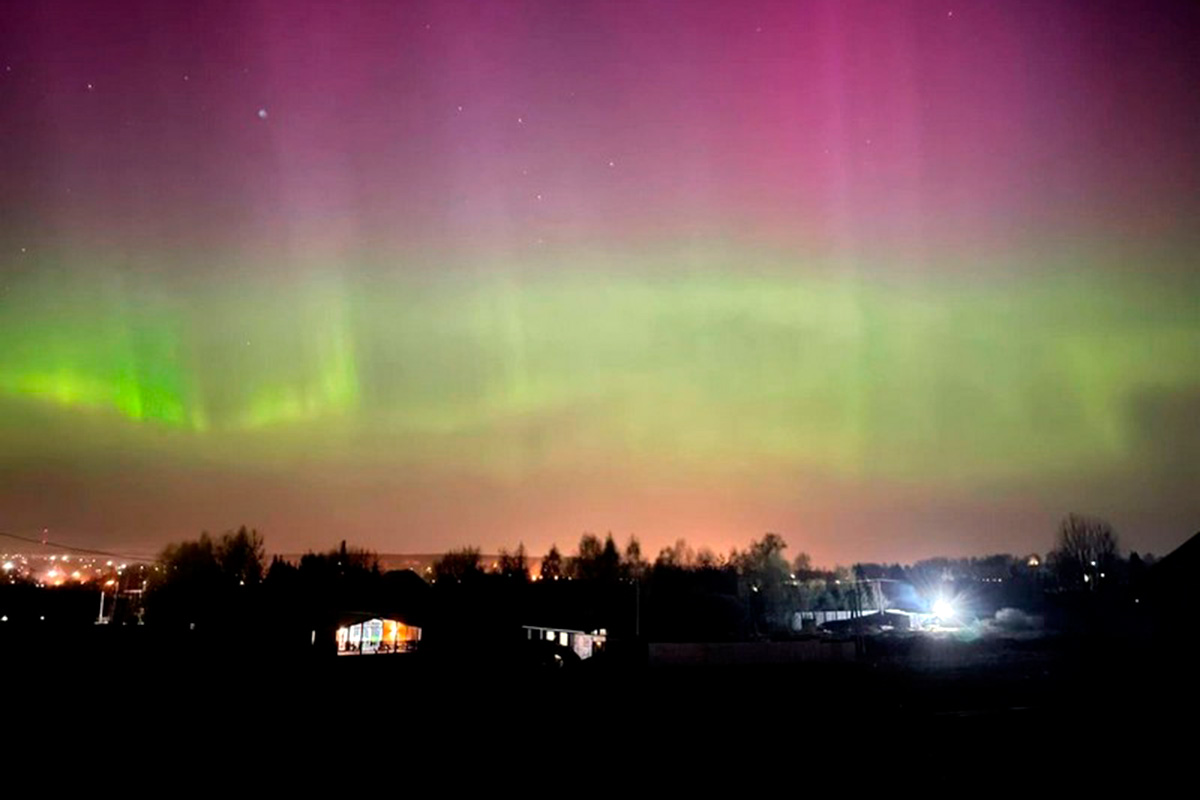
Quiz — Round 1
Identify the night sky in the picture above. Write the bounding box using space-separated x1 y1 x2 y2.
1 1 1198 564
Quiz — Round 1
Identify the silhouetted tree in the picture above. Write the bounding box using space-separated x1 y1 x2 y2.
568 533 603 580
266 554 296 583
1049 513 1119 590
599 534 621 582
565 532 622 582
145 526 266 631
498 544 529 581
216 526 265 585
331 540 380 574
695 547 721 570
623 536 648 581
540 545 563 580
735 533 794 635
432 547 483 583
737 533 791 588
655 539 695 571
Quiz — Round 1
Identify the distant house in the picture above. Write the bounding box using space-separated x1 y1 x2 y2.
334 612 422 655
522 624 607 660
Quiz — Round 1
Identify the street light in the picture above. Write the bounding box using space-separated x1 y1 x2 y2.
932 598 956 620
97 578 117 624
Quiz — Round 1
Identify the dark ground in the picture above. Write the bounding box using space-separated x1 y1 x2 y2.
5 626 1195 734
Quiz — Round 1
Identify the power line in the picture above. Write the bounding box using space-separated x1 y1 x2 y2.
0 530 157 563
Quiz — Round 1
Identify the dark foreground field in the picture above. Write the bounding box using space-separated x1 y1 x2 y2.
5 626 1195 735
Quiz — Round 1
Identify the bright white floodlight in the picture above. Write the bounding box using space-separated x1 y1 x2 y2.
932 598 955 620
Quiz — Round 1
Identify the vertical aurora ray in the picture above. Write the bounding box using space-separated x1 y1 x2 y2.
0 266 365 433
225 279 361 430
0 268 199 428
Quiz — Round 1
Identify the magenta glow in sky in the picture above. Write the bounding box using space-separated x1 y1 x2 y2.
1 1 1198 564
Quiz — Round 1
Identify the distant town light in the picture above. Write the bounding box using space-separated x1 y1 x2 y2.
2 561 13 571
1083 574 1090 582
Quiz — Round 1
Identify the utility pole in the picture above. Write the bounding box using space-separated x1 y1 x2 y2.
634 579 640 638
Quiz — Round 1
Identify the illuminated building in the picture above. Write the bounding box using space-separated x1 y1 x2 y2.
522 625 607 661
334 614 422 655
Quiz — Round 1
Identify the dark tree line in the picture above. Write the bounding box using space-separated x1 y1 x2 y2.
135 511 1161 654
143 526 265 630
144 532 430 654
422 531 839 641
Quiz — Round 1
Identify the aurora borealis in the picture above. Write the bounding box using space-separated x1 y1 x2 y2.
2 1 1198 563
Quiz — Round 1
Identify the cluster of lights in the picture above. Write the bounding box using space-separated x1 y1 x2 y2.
0 553 148 588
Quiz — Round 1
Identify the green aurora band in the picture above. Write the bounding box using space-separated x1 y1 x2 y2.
2 243 1196 491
